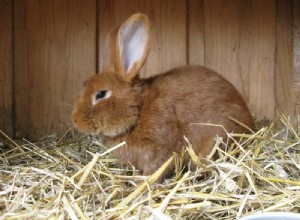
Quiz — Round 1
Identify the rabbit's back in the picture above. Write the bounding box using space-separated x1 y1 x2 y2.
144 65 252 129
137 65 253 157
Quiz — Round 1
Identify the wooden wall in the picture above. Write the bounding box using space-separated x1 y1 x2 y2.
0 0 13 137
0 0 299 140
14 0 96 139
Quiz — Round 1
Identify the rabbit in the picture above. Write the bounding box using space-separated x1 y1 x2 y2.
72 13 254 181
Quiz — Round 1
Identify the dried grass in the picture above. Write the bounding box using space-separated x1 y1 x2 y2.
0 116 300 219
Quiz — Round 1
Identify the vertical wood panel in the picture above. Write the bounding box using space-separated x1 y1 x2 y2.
188 0 204 65
275 0 294 122
204 0 242 90
190 0 276 119
0 0 13 137
98 0 187 78
15 0 96 139
248 0 275 119
293 0 300 128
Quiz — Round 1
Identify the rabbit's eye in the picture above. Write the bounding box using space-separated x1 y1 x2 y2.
96 90 108 100
92 90 112 105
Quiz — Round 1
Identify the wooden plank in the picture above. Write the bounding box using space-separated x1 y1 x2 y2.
98 0 187 78
190 0 250 96
14 0 96 139
293 0 300 128
187 0 204 66
14 0 29 138
238 0 252 102
204 0 242 91
0 0 13 137
275 0 294 123
203 0 276 119
248 0 276 120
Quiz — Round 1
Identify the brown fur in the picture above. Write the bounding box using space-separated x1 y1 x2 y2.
72 13 254 181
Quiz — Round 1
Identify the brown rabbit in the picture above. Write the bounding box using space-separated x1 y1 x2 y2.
72 13 254 180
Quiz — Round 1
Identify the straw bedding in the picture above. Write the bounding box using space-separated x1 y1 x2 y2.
0 116 299 219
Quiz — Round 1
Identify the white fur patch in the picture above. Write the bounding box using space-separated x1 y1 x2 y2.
120 21 148 74
103 128 125 137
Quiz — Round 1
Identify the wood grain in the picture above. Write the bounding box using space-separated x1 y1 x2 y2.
293 0 300 128
202 0 275 119
14 0 96 139
98 0 187 78
248 0 276 119
0 0 13 137
275 0 293 123
204 0 242 91
238 0 252 103
187 0 204 65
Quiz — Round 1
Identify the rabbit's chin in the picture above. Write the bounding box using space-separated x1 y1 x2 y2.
76 122 133 138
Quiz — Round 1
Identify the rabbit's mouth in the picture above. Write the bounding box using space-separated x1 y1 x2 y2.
73 122 99 136
71 110 99 135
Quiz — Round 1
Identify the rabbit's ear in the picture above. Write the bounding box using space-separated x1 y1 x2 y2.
112 13 150 82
